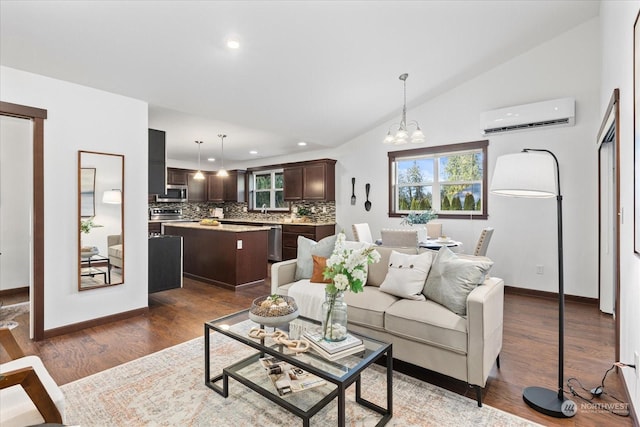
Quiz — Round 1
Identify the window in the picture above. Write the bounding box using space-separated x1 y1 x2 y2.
388 140 488 219
252 169 287 211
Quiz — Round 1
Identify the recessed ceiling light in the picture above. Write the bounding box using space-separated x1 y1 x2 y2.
226 37 240 49
207 157 216 162
297 141 307 146
249 150 258 155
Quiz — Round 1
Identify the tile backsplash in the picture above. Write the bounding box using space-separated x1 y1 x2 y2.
149 200 336 223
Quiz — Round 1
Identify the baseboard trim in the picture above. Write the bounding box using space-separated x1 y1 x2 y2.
0 286 29 298
504 285 598 306
42 307 149 339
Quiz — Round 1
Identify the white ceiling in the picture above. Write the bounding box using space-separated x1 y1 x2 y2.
0 0 600 166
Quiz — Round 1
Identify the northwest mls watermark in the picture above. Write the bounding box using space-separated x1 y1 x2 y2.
561 400 629 417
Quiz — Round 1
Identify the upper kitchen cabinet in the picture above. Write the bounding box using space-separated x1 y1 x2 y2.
167 168 188 185
148 129 166 195
187 171 207 202
283 159 336 201
207 170 246 202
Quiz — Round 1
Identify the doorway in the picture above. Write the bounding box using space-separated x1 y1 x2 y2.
597 89 620 362
0 101 47 340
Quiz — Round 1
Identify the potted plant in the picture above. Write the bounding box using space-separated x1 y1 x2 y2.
80 217 102 256
400 210 438 226
296 206 312 222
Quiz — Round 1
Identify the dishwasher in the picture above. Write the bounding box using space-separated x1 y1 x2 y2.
268 225 283 262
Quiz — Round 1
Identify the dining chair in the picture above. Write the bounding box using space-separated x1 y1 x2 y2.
352 223 374 244
0 327 65 427
426 222 443 239
380 229 419 248
474 227 494 256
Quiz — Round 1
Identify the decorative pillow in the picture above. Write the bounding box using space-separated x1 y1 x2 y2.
422 246 494 316
379 251 433 300
294 234 337 280
310 255 331 283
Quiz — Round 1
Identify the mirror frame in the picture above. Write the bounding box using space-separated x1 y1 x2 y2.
78 150 125 291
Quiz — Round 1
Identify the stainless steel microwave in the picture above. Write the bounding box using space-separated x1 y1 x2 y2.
156 185 188 203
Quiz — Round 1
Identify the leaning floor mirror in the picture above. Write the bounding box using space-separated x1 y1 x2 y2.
78 150 124 290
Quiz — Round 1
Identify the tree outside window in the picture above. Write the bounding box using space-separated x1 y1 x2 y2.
388 140 488 219
253 170 287 210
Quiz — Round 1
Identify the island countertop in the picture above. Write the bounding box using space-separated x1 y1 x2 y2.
162 222 271 233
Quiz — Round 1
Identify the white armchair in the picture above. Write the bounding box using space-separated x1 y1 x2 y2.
0 328 65 426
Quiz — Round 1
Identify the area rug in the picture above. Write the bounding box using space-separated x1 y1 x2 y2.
0 301 29 330
61 320 540 426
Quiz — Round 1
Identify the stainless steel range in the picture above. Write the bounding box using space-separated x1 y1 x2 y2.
149 207 184 221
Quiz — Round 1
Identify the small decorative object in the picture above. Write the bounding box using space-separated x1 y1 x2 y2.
199 218 220 226
400 210 438 226
321 232 381 341
296 206 311 222
80 217 102 234
249 295 299 326
247 327 310 353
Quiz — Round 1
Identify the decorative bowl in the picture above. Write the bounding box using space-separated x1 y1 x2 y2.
249 295 299 327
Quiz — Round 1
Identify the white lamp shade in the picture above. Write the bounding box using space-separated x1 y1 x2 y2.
102 190 122 204
490 152 557 198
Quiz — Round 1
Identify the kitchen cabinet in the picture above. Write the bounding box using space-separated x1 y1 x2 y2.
187 172 207 202
148 129 166 195
283 159 336 201
149 222 162 234
282 223 336 260
207 174 224 202
207 170 246 202
167 168 188 185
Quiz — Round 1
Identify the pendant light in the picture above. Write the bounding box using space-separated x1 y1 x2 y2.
217 134 229 177
194 141 205 180
383 73 425 145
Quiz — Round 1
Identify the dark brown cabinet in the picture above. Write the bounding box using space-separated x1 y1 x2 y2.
148 129 166 195
207 170 246 202
282 224 336 260
283 159 335 201
187 172 207 202
207 174 224 202
167 168 188 185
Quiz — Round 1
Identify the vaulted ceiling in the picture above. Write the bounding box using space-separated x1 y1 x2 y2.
0 1 600 164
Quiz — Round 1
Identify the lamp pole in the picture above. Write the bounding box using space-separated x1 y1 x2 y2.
520 148 573 417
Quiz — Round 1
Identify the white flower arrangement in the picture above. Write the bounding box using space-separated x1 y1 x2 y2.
323 232 381 295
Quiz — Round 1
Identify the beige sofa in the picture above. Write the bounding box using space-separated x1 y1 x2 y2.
107 235 123 271
271 245 504 406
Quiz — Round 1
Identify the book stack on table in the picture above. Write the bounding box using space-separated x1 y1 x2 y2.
303 330 365 361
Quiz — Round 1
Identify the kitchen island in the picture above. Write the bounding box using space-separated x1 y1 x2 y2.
163 222 270 290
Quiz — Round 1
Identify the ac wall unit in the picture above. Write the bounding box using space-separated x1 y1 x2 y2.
480 97 575 135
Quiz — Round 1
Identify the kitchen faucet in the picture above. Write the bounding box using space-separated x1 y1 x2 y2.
261 204 267 214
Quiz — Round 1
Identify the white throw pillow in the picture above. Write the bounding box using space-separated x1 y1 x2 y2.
294 234 337 280
422 246 494 316
379 251 433 300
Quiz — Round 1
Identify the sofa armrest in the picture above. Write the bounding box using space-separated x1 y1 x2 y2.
466 276 504 387
270 259 298 294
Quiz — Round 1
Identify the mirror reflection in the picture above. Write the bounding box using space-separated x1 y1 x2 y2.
78 150 124 290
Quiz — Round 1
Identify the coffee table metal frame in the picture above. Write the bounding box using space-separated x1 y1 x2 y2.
204 310 392 427
80 254 111 284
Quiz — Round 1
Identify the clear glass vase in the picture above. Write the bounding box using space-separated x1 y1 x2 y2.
321 291 348 341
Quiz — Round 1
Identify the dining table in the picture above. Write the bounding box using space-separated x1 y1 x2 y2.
418 238 463 250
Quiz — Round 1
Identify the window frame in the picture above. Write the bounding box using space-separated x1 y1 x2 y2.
250 168 288 212
387 140 489 220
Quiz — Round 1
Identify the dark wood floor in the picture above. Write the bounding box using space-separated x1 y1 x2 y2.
0 276 635 427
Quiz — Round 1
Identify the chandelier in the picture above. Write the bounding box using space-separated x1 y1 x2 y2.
383 73 425 145
216 134 229 177
193 140 205 180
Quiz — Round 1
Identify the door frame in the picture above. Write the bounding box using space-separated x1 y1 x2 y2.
0 101 47 341
596 89 620 363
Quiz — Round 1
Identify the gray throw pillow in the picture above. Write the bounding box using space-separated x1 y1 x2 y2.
294 234 337 280
422 246 493 316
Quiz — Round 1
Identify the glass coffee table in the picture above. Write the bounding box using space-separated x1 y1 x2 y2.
204 310 392 426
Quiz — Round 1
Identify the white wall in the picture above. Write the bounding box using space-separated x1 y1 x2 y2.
0 115 32 291
0 66 149 330
334 18 601 298
601 0 640 418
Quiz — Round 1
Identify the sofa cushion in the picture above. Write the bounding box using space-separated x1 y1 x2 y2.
108 244 123 259
423 247 493 316
344 286 399 330
294 234 337 281
385 299 468 354
310 255 331 283
379 251 433 300
366 246 418 287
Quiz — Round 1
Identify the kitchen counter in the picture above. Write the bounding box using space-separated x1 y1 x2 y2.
163 223 268 290
215 218 335 226
162 222 271 233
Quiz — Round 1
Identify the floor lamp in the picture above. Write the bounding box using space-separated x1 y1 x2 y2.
490 148 574 418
